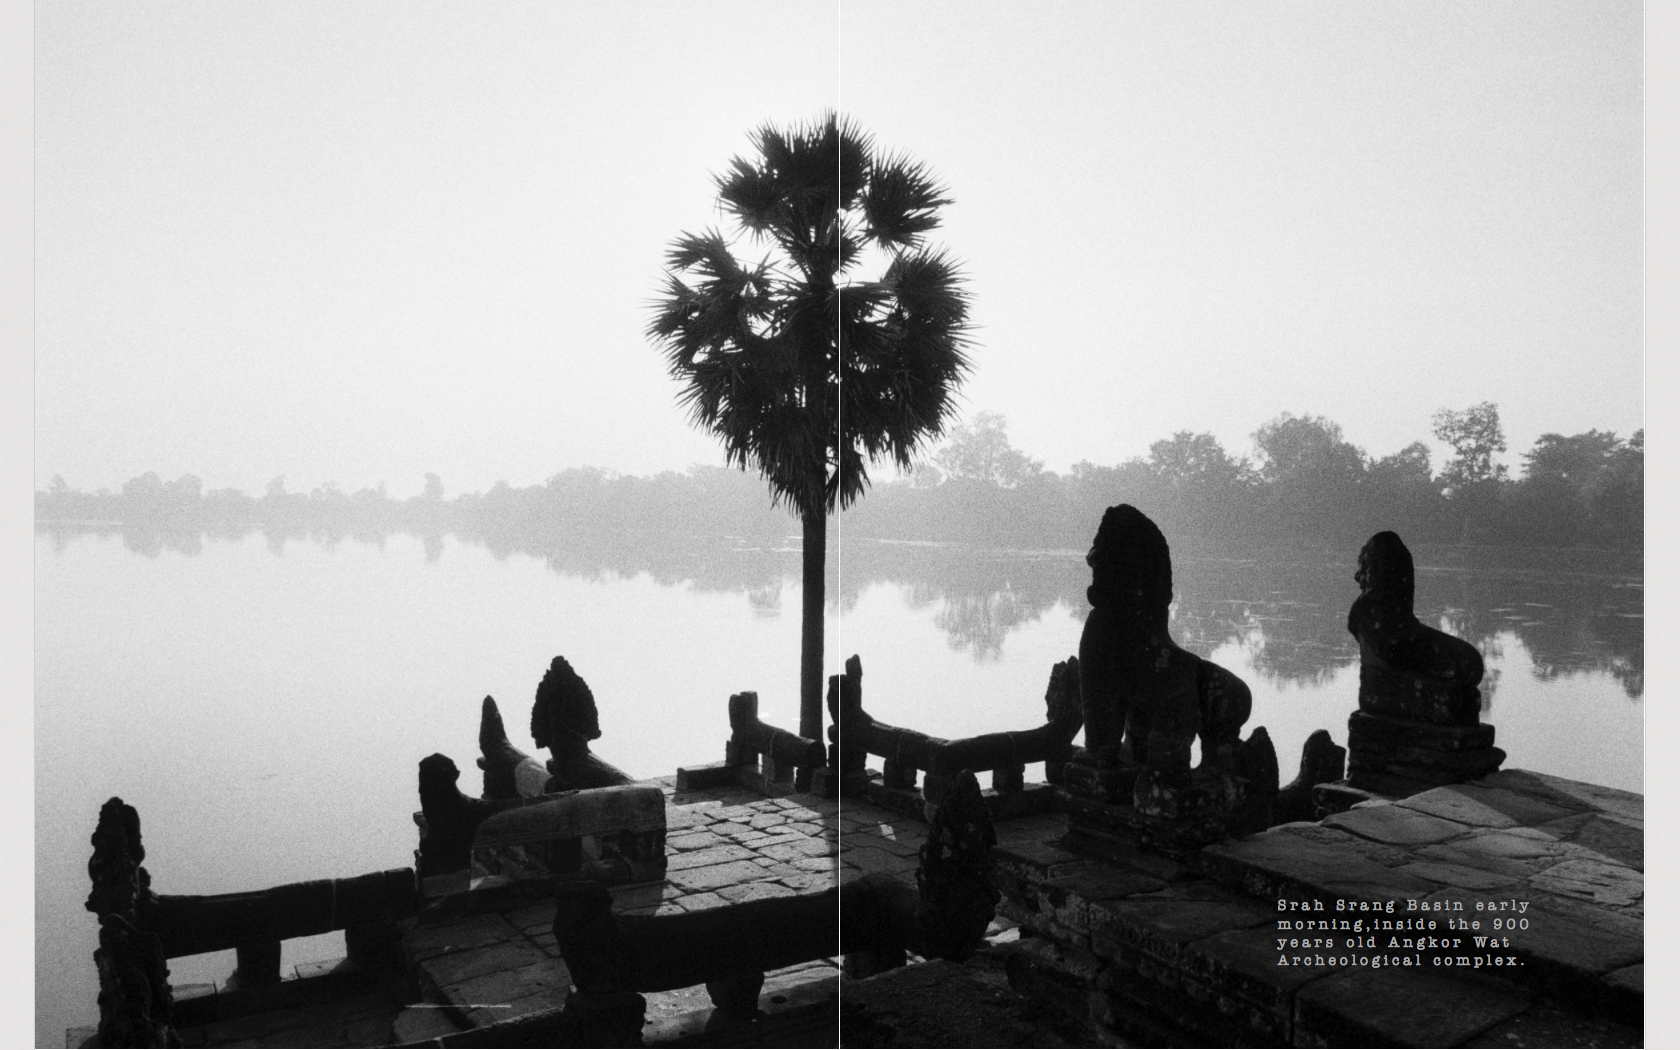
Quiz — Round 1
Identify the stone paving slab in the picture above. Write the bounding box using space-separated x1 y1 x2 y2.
381 781 855 1041
1395 782 1582 829
840 959 1089 1047
1394 858 1523 891
449 961 571 1028
403 913 523 962
1293 968 1532 1048
667 858 781 892
1569 815 1642 871
667 843 760 871
1478 770 1641 823
1035 864 1168 932
1461 1003 1642 1049
1089 883 1275 966
391 1006 467 1045
1324 804 1479 846
177 989 411 1049
418 939 550 991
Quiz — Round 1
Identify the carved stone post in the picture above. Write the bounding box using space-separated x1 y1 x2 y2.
86 797 175 1048
230 941 282 988
552 881 647 1047
1274 728 1347 824
827 656 869 783
704 971 766 1021
915 770 999 963
1042 657 1082 785
416 754 494 876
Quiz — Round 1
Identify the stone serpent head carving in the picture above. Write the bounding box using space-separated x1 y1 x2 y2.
532 655 602 751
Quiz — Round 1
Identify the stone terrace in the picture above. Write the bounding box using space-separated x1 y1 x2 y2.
997 768 1642 1048
99 767 1643 1047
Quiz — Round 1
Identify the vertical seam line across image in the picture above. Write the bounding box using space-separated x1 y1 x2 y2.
833 2 845 1040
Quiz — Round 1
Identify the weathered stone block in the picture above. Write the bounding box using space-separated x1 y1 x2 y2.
666 829 726 851
1312 780 1384 817
1323 804 1477 847
1564 815 1643 871
842 845 918 877
666 860 776 893
1461 1003 1642 1049
1530 857 1642 909
1036 864 1167 933
666 843 756 871
1281 822 1415 866
1087 884 1275 967
1477 769 1642 823
390 1006 465 1045
1180 924 1340 1013
1059 759 1138 805
1349 744 1507 780
1349 710 1496 753
760 838 837 862
1602 962 1642 996
1350 756 1498 789
1394 783 1573 830
1357 663 1482 725
1200 826 1441 905
418 938 549 993
992 840 1086 882
402 913 519 962
1394 860 1521 891
1294 967 1529 1048
1418 886 1641 1017
716 881 797 904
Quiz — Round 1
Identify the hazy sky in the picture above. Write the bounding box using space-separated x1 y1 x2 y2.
35 1 1642 497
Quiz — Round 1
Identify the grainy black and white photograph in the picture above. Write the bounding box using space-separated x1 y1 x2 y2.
32 3 1646 1046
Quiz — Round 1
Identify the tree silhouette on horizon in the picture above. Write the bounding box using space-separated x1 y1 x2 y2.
649 112 972 757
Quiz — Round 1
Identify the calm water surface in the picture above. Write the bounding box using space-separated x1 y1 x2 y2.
35 528 1642 1044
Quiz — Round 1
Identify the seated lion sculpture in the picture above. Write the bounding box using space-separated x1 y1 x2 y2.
1077 504 1252 786
1347 531 1483 724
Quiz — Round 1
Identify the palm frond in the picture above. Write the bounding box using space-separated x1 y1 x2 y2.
862 154 953 248
649 113 973 517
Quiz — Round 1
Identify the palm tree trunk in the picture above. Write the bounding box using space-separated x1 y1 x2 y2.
799 505 826 788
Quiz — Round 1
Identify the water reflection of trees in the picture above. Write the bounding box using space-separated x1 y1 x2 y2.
37 522 1641 700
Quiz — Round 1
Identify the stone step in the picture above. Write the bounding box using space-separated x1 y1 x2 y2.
1197 778 1642 1026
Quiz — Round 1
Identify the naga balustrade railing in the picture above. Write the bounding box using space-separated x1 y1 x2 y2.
675 689 827 795
84 797 419 1044
824 654 1084 817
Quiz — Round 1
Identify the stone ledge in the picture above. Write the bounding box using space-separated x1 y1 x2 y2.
1293 967 1531 1047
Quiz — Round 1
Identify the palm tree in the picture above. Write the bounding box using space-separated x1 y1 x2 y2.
649 112 971 762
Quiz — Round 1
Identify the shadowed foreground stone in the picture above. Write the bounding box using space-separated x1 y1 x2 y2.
1293 967 1530 1047
997 766 1641 1047
840 961 1087 1048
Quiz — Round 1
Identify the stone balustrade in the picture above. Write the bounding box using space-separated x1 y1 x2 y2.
821 653 1083 820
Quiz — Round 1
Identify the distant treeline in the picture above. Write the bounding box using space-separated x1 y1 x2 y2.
36 406 1642 555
